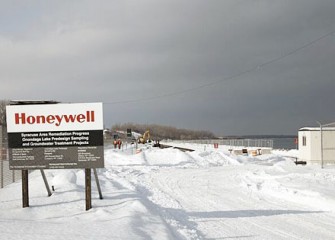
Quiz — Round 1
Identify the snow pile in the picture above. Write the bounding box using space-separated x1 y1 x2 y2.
52 170 77 186
1 144 335 239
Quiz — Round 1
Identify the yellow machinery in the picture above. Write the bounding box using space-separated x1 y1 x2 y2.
138 130 151 144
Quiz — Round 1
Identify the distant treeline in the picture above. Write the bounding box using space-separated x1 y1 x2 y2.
112 123 216 140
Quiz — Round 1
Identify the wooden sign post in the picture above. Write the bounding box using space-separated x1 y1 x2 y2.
85 168 92 211
22 170 29 208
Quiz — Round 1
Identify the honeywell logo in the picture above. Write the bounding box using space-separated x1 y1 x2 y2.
14 111 95 126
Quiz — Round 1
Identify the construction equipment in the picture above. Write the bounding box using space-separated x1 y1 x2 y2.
138 130 151 144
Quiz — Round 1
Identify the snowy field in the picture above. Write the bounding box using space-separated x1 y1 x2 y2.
1 143 335 240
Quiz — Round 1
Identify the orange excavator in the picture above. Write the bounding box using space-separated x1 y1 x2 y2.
138 130 151 144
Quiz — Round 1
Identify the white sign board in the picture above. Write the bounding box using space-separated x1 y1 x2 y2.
6 103 104 169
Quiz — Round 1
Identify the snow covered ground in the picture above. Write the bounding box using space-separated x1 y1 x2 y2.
1 143 335 239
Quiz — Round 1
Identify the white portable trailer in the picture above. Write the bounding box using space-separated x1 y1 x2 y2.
299 127 335 165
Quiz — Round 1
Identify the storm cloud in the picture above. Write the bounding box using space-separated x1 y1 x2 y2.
1 0 335 135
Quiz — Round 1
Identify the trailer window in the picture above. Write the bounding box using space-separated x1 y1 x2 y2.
302 136 307 146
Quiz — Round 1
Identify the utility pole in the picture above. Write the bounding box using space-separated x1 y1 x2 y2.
316 121 324 169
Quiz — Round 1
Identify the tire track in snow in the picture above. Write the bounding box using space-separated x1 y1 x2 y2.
142 166 335 239
143 169 258 239
106 167 205 240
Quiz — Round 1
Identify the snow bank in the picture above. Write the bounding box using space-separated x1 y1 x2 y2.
1 144 335 239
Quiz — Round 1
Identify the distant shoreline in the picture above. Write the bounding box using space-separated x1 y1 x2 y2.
219 135 297 139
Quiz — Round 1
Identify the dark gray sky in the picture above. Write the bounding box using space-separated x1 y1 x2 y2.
1 0 335 135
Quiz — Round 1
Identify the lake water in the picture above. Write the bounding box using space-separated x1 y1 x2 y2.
272 137 297 150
